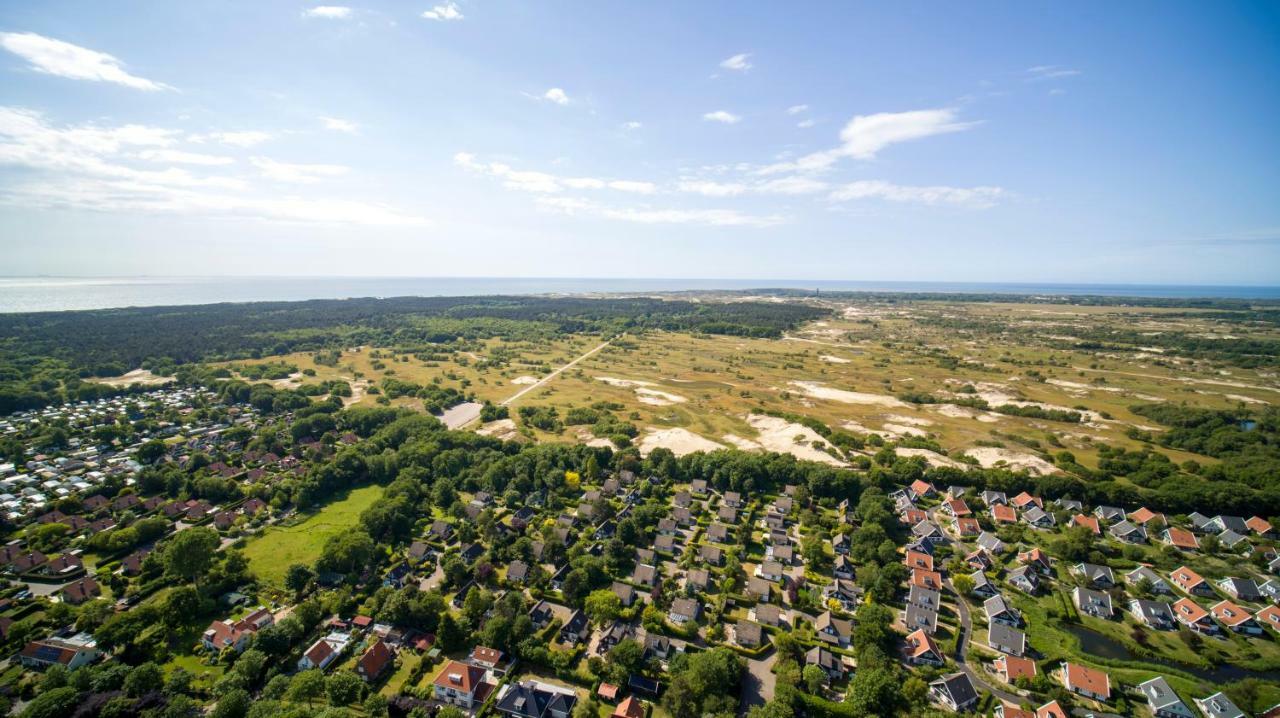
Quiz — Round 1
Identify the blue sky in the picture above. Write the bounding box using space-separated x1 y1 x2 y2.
1 1 1278 284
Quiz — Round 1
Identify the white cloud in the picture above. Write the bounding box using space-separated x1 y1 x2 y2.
620 121 642 131
250 157 349 183
303 6 353 19
797 119 816 129
1026 65 1081 81
0 31 170 91
676 176 825 198
719 53 752 72
757 108 977 174
195 130 273 147
321 116 358 133
676 180 747 198
537 196 782 228
0 107 426 227
703 110 741 125
421 2 464 21
542 87 570 105
138 149 234 166
786 104 809 115
455 152 654 195
828 180 1004 209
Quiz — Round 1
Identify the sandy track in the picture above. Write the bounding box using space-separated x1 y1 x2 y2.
499 339 612 407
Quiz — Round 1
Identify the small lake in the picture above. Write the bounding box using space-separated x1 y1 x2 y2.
1067 624 1280 684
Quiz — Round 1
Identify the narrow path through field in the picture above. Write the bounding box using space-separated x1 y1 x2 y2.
455 337 614 429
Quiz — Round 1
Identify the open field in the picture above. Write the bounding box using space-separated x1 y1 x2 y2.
243 484 385 588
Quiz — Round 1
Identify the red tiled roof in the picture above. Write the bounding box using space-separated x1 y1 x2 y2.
358 639 394 679
433 660 485 693
1063 662 1110 698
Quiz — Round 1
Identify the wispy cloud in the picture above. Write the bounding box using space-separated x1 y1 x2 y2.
719 53 752 72
249 157 348 183
0 106 426 227
786 104 809 115
703 110 741 125
455 152 656 194
1026 65 1081 81
321 116 358 133
620 121 642 131
302 6 353 19
828 180 1005 209
676 176 827 198
192 130 273 147
796 119 816 129
422 2 464 21
0 31 170 91
757 108 977 174
536 196 783 227
542 87 570 105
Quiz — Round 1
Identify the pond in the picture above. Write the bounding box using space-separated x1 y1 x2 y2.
1066 624 1280 684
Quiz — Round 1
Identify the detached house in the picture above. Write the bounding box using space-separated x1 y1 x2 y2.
815 611 852 647
930 672 979 712
1212 600 1262 635
433 661 488 709
905 628 944 666
1072 587 1114 619
1130 599 1175 630
1061 662 1110 702
985 595 1022 627
1138 677 1195 718
1172 598 1218 634
1161 527 1199 551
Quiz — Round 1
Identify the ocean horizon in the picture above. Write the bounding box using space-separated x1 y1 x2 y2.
1 275 1277 313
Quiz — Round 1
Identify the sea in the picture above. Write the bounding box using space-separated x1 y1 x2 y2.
0 276 1277 313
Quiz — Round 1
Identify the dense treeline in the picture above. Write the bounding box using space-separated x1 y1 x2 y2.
748 287 1280 310
0 296 824 414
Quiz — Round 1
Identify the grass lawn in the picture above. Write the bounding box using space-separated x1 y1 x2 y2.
243 484 385 588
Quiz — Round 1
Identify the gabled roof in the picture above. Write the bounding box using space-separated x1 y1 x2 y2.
433 660 486 693
906 628 941 660
1063 662 1110 698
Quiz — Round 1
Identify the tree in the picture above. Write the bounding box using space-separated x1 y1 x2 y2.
951 573 975 597
318 530 375 575
846 666 903 717
137 439 166 464
326 671 363 706
801 664 826 693
285 564 315 596
164 526 220 588
161 585 202 629
584 588 623 625
210 689 251 718
123 662 164 697
20 687 80 718
286 669 326 705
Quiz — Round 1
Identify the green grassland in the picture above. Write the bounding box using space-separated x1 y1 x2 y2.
243 484 385 588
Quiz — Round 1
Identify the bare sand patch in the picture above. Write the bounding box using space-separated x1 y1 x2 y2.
886 414 933 427
342 378 369 407
638 428 725 457
931 404 1001 423
897 448 967 469
95 368 172 388
964 447 1059 476
882 423 928 437
789 381 908 408
722 434 763 451
596 376 656 388
819 354 851 364
744 414 846 466
573 427 618 450
635 388 688 406
477 418 519 440
510 375 539 385
1224 393 1269 405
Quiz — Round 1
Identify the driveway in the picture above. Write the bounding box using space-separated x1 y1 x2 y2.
739 647 777 714
945 577 1021 705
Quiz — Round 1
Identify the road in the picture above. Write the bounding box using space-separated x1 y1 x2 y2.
500 338 613 407
739 648 778 713
945 577 1021 705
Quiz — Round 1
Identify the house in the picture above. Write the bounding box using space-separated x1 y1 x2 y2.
970 571 999 598
1218 529 1250 551
994 655 1037 684
1246 516 1275 537
202 607 275 654
686 568 711 592
1158 526 1203 550
707 523 730 543
1074 563 1115 588
955 517 981 537
429 519 454 542
700 544 724 566
723 491 742 508
1073 587 1114 619
989 622 1026 656
1172 598 1218 634
1257 604 1280 632
912 520 947 545
755 560 784 582
910 584 940 609
20 632 101 670
978 531 1007 554
298 632 350 671
1129 507 1165 527
1022 506 1055 529
643 633 672 661
943 498 972 517
825 579 863 611
560 610 589 644
815 611 852 647
1125 565 1170 593
981 490 1008 506
734 620 763 648
747 577 772 602
668 597 701 625
470 646 505 670
1070 514 1101 535
1206 515 1249 535
833 554 856 580
384 563 413 589
433 661 488 709
507 560 530 584
59 577 100 604
611 582 637 607
717 506 737 523
1055 497 1083 512
1012 492 1041 510
356 639 395 682
496 680 577 718
1217 577 1262 602
612 697 645 718
905 549 934 571
911 568 942 591
805 645 847 681
1130 599 1175 630
1194 692 1246 718
1018 548 1053 575
909 479 937 498
965 548 994 571
1007 566 1040 594
905 602 938 634
905 628 944 666
599 621 632 654
690 479 708 495
654 534 677 554
1170 566 1212 596
751 603 786 627
985 595 1022 627
1212 600 1262 635
1138 676 1195 718
1036 701 1069 718
529 601 555 629
992 504 1018 525
1061 662 1110 701
632 563 658 587
1110 520 1147 543
1094 506 1125 523
930 672 979 712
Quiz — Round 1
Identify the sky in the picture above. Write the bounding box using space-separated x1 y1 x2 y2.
0 1 1278 285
